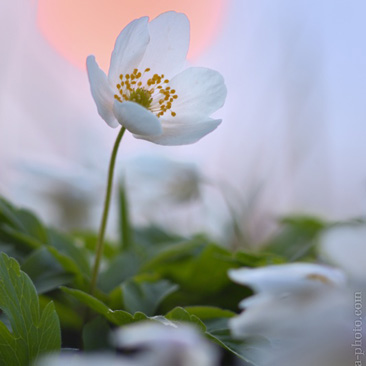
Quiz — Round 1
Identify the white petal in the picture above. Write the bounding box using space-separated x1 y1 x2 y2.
114 323 200 348
37 355 124 366
228 263 346 293
320 225 366 280
169 67 227 118
86 55 118 128
229 288 345 341
113 322 219 366
108 17 150 84
113 100 162 136
134 117 221 145
137 11 189 78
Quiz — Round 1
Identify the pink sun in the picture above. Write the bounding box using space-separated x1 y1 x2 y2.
37 0 228 70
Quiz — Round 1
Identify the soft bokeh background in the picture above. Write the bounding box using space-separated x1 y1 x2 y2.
1 0 366 245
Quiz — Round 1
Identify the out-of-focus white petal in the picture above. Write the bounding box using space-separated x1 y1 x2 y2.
36 354 129 366
113 322 219 366
114 322 192 348
229 264 350 344
138 12 189 78
87 56 118 128
229 263 346 294
320 225 366 280
108 17 150 83
229 286 351 341
113 100 162 136
135 117 221 146
169 67 227 118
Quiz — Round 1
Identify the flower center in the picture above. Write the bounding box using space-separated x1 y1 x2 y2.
114 68 178 118
128 88 152 109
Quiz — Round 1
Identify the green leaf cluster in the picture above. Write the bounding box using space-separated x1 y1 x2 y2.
0 191 334 364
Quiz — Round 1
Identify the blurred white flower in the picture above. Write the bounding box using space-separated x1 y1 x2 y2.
87 11 226 145
36 322 218 366
228 261 359 366
228 263 347 340
113 321 218 366
122 154 224 237
14 156 106 231
36 354 129 366
124 155 201 205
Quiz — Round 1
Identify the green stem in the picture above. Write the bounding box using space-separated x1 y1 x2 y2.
90 126 126 295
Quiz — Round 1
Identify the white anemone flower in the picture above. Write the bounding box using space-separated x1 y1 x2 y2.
124 155 202 206
14 157 106 231
113 321 219 366
228 263 347 340
36 322 218 366
228 253 365 366
87 11 227 145
35 354 130 366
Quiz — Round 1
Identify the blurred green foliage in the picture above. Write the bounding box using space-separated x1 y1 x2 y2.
0 193 341 364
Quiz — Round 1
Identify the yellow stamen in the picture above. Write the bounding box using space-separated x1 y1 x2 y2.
114 67 178 118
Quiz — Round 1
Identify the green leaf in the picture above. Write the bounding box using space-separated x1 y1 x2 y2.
235 251 285 267
0 199 47 254
46 229 91 281
141 241 246 311
0 225 43 252
39 295 83 330
205 329 253 362
0 242 22 261
60 287 138 326
72 231 118 259
0 198 91 284
133 225 186 257
21 247 73 294
264 215 326 261
0 198 47 243
0 253 61 365
118 181 132 250
145 242 238 294
122 277 178 316
183 306 241 355
166 306 253 362
83 317 112 351
141 239 205 273
0 198 27 230
14 209 48 243
98 251 141 293
184 306 235 331
166 307 206 332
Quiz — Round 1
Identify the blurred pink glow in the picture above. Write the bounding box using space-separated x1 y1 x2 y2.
36 0 228 70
